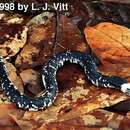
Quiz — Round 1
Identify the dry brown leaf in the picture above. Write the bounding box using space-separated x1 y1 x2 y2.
84 22 130 65
0 104 24 130
54 15 88 53
20 69 42 95
10 114 35 130
6 62 24 93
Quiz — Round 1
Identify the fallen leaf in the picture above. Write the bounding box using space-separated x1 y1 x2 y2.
84 22 130 65
20 69 42 95
6 61 24 93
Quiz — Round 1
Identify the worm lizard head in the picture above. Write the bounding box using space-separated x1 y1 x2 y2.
121 83 130 96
